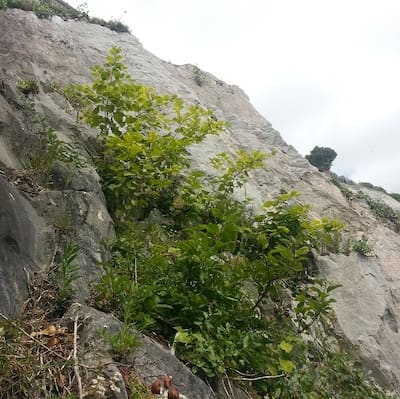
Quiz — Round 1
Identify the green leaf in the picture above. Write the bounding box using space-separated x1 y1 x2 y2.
279 358 295 373
173 328 191 344
279 341 293 353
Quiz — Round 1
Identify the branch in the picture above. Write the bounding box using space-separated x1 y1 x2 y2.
228 373 285 381
73 316 83 399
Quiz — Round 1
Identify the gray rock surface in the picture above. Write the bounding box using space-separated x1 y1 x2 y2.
0 176 53 314
0 7 400 394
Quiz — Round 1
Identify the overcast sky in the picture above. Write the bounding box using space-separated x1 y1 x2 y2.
68 0 400 193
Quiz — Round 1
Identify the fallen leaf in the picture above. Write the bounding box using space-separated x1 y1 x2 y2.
47 336 59 347
31 325 64 337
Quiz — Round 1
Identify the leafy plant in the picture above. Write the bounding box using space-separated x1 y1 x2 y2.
2 0 130 31
279 350 396 399
66 46 224 220
364 195 400 231
306 146 337 172
352 236 373 256
125 374 153 399
33 0 54 19
294 279 340 333
16 79 39 95
105 19 130 33
42 80 61 93
331 175 354 201
102 323 139 358
52 241 80 315
6 0 34 11
27 117 85 180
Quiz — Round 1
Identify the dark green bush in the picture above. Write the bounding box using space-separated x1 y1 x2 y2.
306 146 337 172
33 0 53 19
16 79 39 95
105 19 130 33
365 195 400 231
87 16 130 33
353 237 373 256
7 0 34 11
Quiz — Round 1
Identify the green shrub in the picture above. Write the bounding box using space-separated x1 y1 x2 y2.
33 1 54 19
77 48 393 398
125 375 153 399
4 0 130 33
16 79 39 95
25 115 85 181
87 16 130 33
7 0 34 11
331 175 354 200
353 237 373 256
42 80 60 93
66 46 224 220
282 351 395 399
102 323 139 358
306 146 337 172
106 19 130 33
365 195 400 231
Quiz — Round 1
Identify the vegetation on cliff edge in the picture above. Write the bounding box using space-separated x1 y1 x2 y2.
64 47 395 398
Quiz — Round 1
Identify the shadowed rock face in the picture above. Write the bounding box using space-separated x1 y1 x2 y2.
0 177 51 314
1 7 400 394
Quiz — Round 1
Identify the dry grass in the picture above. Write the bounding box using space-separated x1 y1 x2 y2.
0 271 77 399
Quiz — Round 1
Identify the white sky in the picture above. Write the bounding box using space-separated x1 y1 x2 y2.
68 0 400 193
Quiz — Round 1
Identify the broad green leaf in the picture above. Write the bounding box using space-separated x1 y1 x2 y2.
279 341 293 353
279 358 295 373
173 329 191 344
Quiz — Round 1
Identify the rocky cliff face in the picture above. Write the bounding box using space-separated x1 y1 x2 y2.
1 7 400 396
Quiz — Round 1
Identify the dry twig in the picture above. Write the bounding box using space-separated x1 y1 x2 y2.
73 315 84 399
228 373 285 381
0 311 67 360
